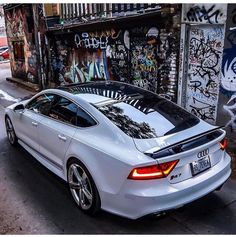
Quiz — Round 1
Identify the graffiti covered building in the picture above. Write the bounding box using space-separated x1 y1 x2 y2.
179 4 227 124
178 3 236 139
3 4 47 87
47 5 181 102
0 5 7 46
3 3 235 138
46 3 236 138
217 4 236 137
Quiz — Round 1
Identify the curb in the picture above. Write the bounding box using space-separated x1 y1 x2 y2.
0 60 10 64
6 77 40 92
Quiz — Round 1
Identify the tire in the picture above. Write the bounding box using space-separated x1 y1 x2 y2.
67 159 101 215
5 116 18 146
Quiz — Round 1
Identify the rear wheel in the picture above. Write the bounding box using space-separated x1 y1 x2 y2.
67 159 101 215
5 116 18 146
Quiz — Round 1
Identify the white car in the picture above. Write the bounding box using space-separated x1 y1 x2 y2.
5 81 231 219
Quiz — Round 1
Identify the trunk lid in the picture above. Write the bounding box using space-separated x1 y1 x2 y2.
132 120 216 153
133 120 225 184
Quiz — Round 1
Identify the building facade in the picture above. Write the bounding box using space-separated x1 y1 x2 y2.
3 4 47 88
0 4 7 46
217 4 236 135
177 4 235 139
47 4 181 102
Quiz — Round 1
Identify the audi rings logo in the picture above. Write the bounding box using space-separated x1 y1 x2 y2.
197 148 209 158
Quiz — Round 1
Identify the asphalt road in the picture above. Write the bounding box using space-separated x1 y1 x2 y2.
1 62 236 234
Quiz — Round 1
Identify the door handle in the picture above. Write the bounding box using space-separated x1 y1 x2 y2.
32 121 38 127
58 134 67 141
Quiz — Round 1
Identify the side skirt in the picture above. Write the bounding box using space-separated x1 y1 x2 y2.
18 139 66 181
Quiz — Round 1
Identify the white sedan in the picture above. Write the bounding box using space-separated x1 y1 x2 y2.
5 81 231 219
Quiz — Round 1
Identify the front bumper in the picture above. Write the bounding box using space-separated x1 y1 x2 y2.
100 152 231 219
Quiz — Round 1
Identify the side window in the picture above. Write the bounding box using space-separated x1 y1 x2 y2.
48 96 78 125
48 95 97 127
76 107 97 127
26 94 55 116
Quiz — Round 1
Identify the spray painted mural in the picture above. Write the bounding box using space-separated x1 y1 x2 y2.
182 4 227 24
185 25 224 124
218 4 236 131
130 26 179 101
51 17 180 102
51 29 130 85
131 27 158 91
4 5 39 83
106 30 130 82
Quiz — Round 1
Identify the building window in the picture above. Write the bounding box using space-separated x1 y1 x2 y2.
12 41 25 61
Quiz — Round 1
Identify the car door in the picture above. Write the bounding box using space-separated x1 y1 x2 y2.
38 95 78 169
16 93 54 152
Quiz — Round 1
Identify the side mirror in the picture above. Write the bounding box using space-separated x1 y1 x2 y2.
14 104 25 112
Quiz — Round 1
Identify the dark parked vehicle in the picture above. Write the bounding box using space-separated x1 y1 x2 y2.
0 46 9 61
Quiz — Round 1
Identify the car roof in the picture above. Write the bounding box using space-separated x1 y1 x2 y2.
57 81 158 105
57 81 200 138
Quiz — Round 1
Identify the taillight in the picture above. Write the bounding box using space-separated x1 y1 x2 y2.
220 137 227 150
128 160 179 180
159 160 179 176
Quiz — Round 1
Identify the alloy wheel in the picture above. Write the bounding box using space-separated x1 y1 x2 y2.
68 163 93 210
5 117 17 145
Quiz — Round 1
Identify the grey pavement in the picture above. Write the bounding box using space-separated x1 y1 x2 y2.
0 62 35 107
1 105 236 234
1 62 236 234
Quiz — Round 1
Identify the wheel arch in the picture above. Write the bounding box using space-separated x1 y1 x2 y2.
5 113 10 120
65 156 97 186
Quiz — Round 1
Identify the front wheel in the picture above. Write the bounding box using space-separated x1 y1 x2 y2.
67 159 101 215
5 116 18 146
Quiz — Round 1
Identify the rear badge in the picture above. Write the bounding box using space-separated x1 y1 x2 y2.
170 173 182 180
197 148 209 159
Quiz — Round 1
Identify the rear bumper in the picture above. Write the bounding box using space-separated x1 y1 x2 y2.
101 152 231 219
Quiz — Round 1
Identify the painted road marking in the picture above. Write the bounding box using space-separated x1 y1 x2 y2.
0 89 19 102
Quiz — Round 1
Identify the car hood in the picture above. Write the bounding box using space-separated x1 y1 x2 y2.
132 119 217 153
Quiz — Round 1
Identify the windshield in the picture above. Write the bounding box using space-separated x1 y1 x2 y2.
0 47 8 52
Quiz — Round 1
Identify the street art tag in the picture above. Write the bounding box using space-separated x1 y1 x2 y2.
185 25 224 124
219 5 236 131
182 4 227 24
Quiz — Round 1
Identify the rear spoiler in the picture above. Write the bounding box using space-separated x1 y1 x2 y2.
145 126 225 159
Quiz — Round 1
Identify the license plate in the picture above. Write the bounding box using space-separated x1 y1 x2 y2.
190 156 211 176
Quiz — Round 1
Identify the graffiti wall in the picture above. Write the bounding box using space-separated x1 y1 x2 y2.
181 4 226 125
130 27 158 92
50 15 180 102
107 30 130 82
182 4 227 24
217 4 236 135
184 25 224 124
0 5 7 47
51 29 130 85
130 26 179 100
4 5 39 83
